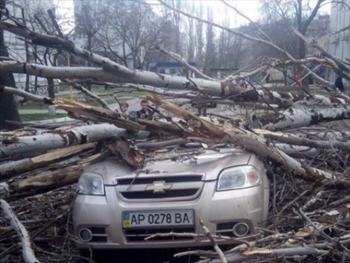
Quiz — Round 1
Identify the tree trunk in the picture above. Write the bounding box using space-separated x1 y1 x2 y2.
0 0 21 130
0 200 40 263
22 7 30 93
0 124 126 158
0 152 107 199
47 78 55 99
0 143 95 179
298 37 309 92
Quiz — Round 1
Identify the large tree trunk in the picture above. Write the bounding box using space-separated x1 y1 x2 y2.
0 123 126 158
298 37 309 92
0 0 21 130
47 78 55 99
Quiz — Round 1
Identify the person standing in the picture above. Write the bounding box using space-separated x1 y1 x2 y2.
335 76 345 92
120 102 129 114
136 99 154 119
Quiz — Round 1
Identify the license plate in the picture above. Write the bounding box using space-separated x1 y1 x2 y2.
122 210 194 228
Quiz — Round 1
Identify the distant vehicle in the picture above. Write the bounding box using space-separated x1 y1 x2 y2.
148 61 197 78
72 145 269 261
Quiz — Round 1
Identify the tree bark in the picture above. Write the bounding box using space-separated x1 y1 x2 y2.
0 61 223 95
47 78 55 99
0 143 96 179
147 94 350 189
0 152 109 199
257 106 350 131
0 199 40 263
0 124 126 158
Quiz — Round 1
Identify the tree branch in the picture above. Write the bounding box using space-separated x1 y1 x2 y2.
0 199 40 263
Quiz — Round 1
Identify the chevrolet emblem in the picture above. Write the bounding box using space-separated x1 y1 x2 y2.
145 181 172 194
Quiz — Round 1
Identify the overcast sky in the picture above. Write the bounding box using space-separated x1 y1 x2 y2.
147 0 261 27
53 0 331 33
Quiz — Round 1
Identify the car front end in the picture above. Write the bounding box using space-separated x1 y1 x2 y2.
72 148 269 250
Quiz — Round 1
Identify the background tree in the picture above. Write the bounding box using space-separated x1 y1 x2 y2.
260 0 329 88
0 0 21 130
195 3 205 69
203 8 216 75
105 0 170 69
216 13 247 72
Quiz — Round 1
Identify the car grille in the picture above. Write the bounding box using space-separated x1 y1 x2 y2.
121 189 198 199
117 176 202 185
117 175 204 201
124 227 195 242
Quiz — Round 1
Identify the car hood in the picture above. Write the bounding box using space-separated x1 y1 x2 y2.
84 148 252 185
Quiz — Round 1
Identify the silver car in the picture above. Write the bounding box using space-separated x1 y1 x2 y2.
72 147 269 256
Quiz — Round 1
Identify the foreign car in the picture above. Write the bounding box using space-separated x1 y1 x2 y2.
72 145 269 259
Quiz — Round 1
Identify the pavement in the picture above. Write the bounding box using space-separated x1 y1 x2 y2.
19 109 67 114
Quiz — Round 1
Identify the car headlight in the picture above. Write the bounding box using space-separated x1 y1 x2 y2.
217 166 261 191
78 172 105 195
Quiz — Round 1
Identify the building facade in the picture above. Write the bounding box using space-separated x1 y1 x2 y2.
328 0 350 83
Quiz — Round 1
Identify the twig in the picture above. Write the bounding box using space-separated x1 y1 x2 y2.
0 199 40 263
0 210 69 259
296 206 350 255
1 85 53 104
145 231 253 246
200 219 228 263
153 46 215 81
62 80 112 109
269 187 311 229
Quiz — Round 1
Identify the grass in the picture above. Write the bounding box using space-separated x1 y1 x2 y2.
19 102 49 110
88 98 127 107
19 97 124 110
94 89 147 97
19 87 146 110
21 113 68 121
16 87 145 121
117 91 147 97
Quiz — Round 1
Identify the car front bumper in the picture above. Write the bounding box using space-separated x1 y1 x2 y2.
73 181 268 249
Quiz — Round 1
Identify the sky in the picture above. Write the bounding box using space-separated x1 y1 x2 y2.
147 0 261 27
53 0 331 33
53 0 262 33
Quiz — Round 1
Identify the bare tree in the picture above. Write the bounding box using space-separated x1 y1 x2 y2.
195 2 205 69
203 8 216 76
260 0 330 88
3 2 350 262
106 1 170 69
217 14 247 72
163 0 183 55
184 1 196 62
0 0 21 130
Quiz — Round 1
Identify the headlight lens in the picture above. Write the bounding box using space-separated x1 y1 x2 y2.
217 166 261 191
78 172 105 195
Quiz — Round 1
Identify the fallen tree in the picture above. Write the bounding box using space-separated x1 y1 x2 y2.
1 8 350 263
0 199 40 263
0 123 126 158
